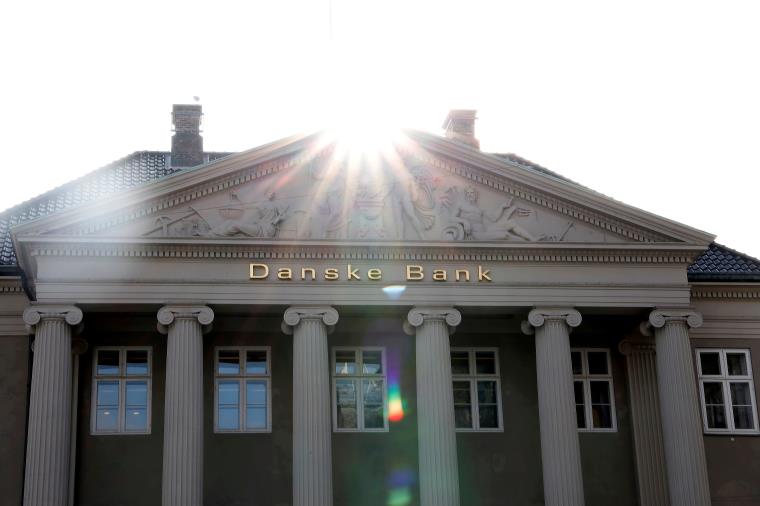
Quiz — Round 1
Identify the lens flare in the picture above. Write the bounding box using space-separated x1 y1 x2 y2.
382 285 406 299
386 468 415 506
388 382 404 422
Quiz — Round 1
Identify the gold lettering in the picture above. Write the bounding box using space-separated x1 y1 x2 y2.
406 265 424 281
325 268 339 280
301 267 316 281
367 268 382 280
432 269 447 281
478 265 492 282
455 269 470 282
249 263 269 279
277 268 293 280
347 264 360 280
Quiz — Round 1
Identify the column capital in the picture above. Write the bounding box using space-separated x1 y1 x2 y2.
157 305 214 334
404 307 462 336
648 308 702 329
282 306 339 335
23 305 83 333
618 338 656 356
521 307 581 335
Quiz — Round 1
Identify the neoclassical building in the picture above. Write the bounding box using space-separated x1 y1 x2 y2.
1 105 759 506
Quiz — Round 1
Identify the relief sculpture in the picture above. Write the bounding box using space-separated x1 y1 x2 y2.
211 191 291 238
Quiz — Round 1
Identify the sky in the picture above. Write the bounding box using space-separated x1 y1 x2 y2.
1 0 759 256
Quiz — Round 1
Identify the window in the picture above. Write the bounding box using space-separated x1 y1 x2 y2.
332 347 387 432
91 347 151 434
697 349 759 434
214 347 271 433
571 349 616 432
450 348 502 431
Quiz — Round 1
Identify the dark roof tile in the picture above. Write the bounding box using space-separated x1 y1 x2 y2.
688 243 760 282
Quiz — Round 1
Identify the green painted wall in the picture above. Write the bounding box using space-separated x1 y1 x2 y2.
0 334 29 506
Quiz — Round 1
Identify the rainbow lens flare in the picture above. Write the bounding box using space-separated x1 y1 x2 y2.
388 382 404 422
387 468 415 506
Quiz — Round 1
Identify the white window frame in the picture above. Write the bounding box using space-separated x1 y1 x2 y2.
571 348 617 433
450 347 504 432
213 346 272 433
90 346 152 435
696 348 759 435
331 346 388 433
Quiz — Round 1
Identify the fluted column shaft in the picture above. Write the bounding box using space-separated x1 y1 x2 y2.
649 309 710 506
157 305 214 506
619 340 669 506
405 307 462 506
523 308 584 506
22 305 83 506
283 306 339 506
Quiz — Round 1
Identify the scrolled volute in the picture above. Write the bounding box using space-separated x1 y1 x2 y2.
157 305 215 334
23 305 83 333
525 308 582 330
404 307 462 336
281 306 339 335
648 308 703 329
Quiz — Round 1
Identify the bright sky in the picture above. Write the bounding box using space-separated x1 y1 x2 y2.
1 0 759 256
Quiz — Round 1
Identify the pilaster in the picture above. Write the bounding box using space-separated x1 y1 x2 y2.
157 305 214 506
282 306 338 506
22 305 83 506
648 309 711 506
522 307 584 506
404 307 462 506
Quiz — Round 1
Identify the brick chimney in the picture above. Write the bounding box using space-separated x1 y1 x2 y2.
442 109 479 149
171 104 204 167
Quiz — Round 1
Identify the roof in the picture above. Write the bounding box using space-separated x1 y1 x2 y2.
688 243 760 282
0 144 756 283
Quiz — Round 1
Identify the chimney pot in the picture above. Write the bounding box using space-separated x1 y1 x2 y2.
442 109 479 149
171 104 204 167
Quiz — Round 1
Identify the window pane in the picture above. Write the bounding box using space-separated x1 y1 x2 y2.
364 404 384 429
574 381 586 429
218 380 240 406
125 408 147 431
573 381 585 405
363 379 384 404
591 404 613 429
96 407 119 431
97 350 120 375
362 350 383 375
699 352 722 376
126 350 149 375
706 405 727 429
246 407 267 429
246 380 267 406
125 381 148 408
587 352 608 375
477 381 498 404
703 382 724 405
246 350 268 375
451 352 470 375
726 353 749 376
576 405 586 429
733 406 755 430
455 406 473 429
730 382 752 406
590 381 611 404
571 352 583 375
453 381 471 404
218 407 239 430
335 351 356 375
479 405 498 428
336 379 357 429
475 351 496 375
218 350 240 375
97 381 119 406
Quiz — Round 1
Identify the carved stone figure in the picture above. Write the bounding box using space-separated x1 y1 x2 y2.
391 165 437 239
211 190 290 238
442 185 543 241
352 175 394 239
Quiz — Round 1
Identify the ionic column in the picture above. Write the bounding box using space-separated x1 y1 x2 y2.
521 308 584 506
157 305 214 506
619 338 669 506
22 305 83 506
648 309 710 506
282 306 339 506
404 307 462 506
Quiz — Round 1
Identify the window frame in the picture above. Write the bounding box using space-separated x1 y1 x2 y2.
90 346 153 435
571 348 617 433
213 346 272 434
331 346 389 433
696 348 759 435
450 347 504 432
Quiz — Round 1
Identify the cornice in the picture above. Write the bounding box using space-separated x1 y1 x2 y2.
0 277 24 293
20 237 704 265
691 283 760 300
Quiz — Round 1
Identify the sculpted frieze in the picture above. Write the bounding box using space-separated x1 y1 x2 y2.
131 155 618 243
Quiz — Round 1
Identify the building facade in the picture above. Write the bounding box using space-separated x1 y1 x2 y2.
1 105 760 506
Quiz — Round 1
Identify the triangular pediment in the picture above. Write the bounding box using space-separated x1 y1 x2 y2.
11 130 715 248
